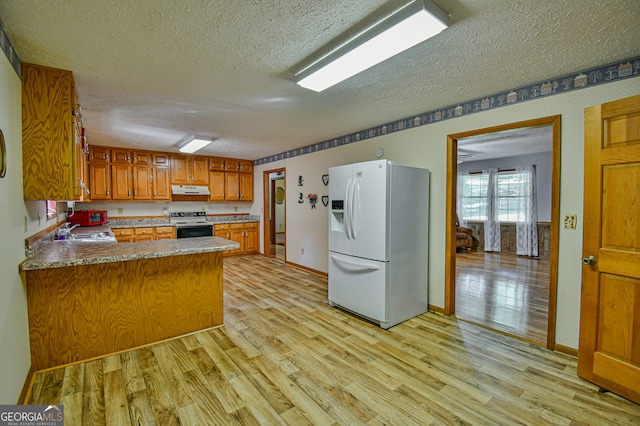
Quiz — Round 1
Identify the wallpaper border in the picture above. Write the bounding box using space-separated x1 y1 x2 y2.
255 56 640 166
0 18 21 78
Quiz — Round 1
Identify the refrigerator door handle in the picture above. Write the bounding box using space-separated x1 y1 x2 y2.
345 178 354 240
331 255 380 270
351 180 359 240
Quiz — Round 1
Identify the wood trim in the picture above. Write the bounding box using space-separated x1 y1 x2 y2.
444 135 457 316
262 167 286 259
428 304 445 315
546 115 561 350
18 365 35 404
284 260 328 277
445 115 561 350
554 343 578 358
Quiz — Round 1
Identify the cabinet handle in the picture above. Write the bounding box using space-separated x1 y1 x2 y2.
153 191 157 196
222 192 225 198
128 190 131 196
133 156 136 162
134 190 137 196
106 190 110 195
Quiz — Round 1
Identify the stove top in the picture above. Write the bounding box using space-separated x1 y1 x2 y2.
170 212 211 227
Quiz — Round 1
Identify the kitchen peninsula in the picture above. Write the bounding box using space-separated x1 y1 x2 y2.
20 236 238 371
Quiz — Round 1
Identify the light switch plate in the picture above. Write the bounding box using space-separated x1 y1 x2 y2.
563 214 577 230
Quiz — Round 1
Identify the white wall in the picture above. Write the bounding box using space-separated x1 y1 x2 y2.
253 78 640 350
458 151 553 222
0 52 30 402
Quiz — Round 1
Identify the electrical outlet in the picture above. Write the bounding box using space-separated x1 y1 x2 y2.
117 207 123 215
301 248 304 255
563 214 577 230
24 216 27 232
234 206 238 212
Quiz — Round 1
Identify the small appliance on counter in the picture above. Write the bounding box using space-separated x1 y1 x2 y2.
68 209 108 227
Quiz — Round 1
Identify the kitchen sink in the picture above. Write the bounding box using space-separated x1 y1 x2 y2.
55 231 117 243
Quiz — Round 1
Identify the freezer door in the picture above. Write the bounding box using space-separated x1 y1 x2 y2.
328 164 353 255
328 252 387 322
351 160 388 261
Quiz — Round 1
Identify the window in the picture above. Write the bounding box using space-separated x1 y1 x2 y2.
459 173 488 220
459 169 533 223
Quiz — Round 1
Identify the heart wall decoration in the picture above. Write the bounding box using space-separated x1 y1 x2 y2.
321 196 329 207
322 174 329 185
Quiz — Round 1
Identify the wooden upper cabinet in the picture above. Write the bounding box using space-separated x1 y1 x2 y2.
132 151 152 165
239 173 253 201
153 166 171 201
225 172 240 200
209 170 225 201
239 160 253 173
225 159 240 171
89 146 110 162
22 63 81 200
210 158 226 171
89 162 110 200
111 149 132 164
170 155 209 185
133 166 152 200
111 164 132 200
153 152 169 166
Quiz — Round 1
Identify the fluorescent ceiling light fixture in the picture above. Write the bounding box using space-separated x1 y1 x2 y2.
295 0 448 92
178 137 213 153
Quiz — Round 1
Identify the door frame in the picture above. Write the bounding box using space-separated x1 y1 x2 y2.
263 168 286 259
444 115 562 350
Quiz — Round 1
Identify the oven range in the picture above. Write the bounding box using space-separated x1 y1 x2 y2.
170 211 213 239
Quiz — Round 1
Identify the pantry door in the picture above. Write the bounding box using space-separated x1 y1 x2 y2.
578 94 640 404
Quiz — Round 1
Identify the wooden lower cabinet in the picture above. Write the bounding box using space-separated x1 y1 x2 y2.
113 226 176 243
214 222 258 255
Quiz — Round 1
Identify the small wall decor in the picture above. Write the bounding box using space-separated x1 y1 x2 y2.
275 186 285 204
298 192 304 203
321 196 329 207
322 174 329 185
0 129 7 178
308 193 318 209
298 175 304 186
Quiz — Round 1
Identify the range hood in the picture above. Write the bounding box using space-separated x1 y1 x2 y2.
171 185 210 196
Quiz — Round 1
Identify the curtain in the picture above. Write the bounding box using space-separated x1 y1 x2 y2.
516 165 538 256
456 172 467 227
484 168 501 252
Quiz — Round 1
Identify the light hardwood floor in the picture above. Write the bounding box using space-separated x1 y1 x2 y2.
27 255 640 424
455 251 549 345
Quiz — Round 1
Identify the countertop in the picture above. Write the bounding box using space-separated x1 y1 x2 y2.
109 215 260 228
20 236 239 271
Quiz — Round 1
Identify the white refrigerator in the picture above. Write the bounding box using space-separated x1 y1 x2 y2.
328 159 429 329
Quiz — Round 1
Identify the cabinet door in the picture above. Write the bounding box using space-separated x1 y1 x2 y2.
111 164 132 200
89 146 110 162
153 167 171 200
225 159 240 171
133 166 152 200
192 157 209 185
209 170 225 201
154 226 175 239
132 151 152 165
229 228 244 254
22 64 76 200
244 223 259 253
73 123 87 201
89 163 111 200
134 227 154 242
170 155 189 184
113 228 134 243
214 228 232 255
111 149 132 164
225 172 240 200
153 153 169 166
239 173 253 201
210 158 226 171
239 160 253 173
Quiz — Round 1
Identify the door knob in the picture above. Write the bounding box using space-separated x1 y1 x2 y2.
582 255 597 265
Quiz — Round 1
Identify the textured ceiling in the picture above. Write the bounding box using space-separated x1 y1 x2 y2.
1 0 639 160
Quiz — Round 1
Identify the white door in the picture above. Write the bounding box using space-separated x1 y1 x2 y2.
328 252 387 321
351 160 389 261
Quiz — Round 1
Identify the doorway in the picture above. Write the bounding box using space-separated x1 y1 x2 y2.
444 116 561 350
263 168 286 262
